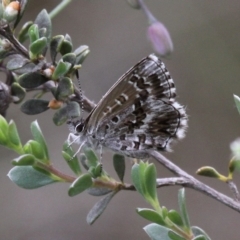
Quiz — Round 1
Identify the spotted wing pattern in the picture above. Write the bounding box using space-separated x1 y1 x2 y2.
79 54 187 158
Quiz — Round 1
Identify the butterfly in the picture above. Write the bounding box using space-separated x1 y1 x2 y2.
68 54 187 159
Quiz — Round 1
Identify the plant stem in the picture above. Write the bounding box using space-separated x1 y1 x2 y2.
150 150 240 213
137 0 157 24
49 0 73 19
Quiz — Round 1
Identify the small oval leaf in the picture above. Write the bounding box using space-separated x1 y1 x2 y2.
18 72 48 88
84 148 99 167
62 53 76 65
144 163 157 202
167 210 184 227
18 21 33 43
191 226 211 240
7 55 29 70
113 154 125 182
11 82 26 103
74 45 90 65
12 154 35 166
8 166 57 189
52 61 71 80
50 35 64 63
59 37 73 55
55 77 73 101
86 191 116 225
21 99 49 115
131 163 144 196
87 187 112 196
30 120 49 161
8 120 21 147
27 140 45 160
144 223 172 240
178 188 190 230
29 37 47 55
53 101 81 126
34 9 51 41
137 208 166 226
68 173 93 197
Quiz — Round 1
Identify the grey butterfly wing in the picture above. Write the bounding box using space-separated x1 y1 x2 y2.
85 54 187 157
85 54 176 130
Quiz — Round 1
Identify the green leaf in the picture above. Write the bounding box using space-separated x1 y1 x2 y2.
196 167 223 179
68 173 93 197
144 163 158 203
191 226 211 240
192 236 208 240
7 55 28 71
87 187 112 196
80 153 89 170
62 53 76 66
86 191 116 225
50 35 64 63
18 21 33 43
55 77 73 101
233 94 240 115
74 45 90 65
21 99 49 115
18 72 48 88
0 114 9 137
29 37 47 56
11 82 26 103
168 231 186 240
52 60 71 80
91 163 103 178
62 141 81 175
8 166 58 189
12 154 36 166
84 148 99 167
167 210 184 227
144 223 172 240
34 9 52 41
162 206 168 219
59 34 73 55
0 129 8 145
52 102 80 126
113 154 125 182
131 162 144 196
28 24 39 43
137 208 166 226
30 120 49 161
8 120 22 148
178 188 190 230
26 140 45 160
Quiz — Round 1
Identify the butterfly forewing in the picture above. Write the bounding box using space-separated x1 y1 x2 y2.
86 54 176 130
75 54 187 158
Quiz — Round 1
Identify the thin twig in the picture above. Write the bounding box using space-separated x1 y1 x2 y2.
227 180 240 202
0 24 29 59
149 150 240 213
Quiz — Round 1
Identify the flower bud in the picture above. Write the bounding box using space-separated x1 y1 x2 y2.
3 1 20 23
48 99 63 109
230 138 240 160
147 21 173 57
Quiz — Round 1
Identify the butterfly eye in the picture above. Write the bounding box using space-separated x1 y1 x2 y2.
75 122 85 133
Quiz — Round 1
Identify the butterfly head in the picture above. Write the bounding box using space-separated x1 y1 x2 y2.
67 118 86 135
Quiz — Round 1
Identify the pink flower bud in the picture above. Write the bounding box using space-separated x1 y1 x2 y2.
147 21 173 57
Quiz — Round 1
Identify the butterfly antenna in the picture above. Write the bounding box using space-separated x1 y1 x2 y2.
76 70 84 117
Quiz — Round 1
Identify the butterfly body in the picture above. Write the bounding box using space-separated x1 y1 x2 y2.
68 54 187 159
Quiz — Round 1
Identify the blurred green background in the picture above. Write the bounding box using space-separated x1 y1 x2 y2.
1 1 240 239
